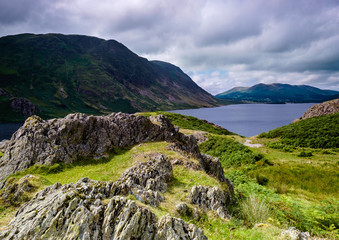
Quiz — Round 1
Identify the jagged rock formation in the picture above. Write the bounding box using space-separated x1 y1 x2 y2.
0 113 226 184
116 154 172 207
301 98 339 120
190 185 232 219
0 156 208 240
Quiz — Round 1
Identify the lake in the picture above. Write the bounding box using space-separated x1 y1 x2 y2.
171 103 315 137
0 103 315 140
0 123 23 141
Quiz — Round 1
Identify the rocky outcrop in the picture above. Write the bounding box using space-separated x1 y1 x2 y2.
301 98 339 120
0 176 208 240
0 113 226 184
117 154 172 206
0 113 178 180
10 98 37 117
190 185 232 220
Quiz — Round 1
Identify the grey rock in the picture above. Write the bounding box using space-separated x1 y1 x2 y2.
0 175 37 206
301 98 339 120
118 154 172 207
281 227 310 240
175 202 188 215
0 178 207 240
10 97 37 117
155 215 207 240
0 140 9 152
0 113 178 180
190 185 231 220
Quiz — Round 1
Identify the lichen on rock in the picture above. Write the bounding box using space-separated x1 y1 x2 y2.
190 185 232 220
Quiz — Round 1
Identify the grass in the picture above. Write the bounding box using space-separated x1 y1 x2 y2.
11 142 182 184
139 111 235 135
239 194 271 226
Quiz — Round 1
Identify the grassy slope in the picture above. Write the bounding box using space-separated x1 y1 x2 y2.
0 34 218 122
258 112 339 148
0 112 338 239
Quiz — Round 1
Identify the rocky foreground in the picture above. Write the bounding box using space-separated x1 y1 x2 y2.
0 113 234 239
301 98 339 120
0 113 225 183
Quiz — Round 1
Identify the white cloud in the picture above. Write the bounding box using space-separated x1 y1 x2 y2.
0 0 339 94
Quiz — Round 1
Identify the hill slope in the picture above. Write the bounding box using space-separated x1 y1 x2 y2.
259 112 339 148
0 33 218 122
215 83 339 103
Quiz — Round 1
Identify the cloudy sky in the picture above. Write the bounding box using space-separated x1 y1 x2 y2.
1 0 339 94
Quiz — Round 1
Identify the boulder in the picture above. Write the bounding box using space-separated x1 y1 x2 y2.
10 98 37 117
281 227 310 240
155 215 207 240
190 185 231 219
117 154 172 207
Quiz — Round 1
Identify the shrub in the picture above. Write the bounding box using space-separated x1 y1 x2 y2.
255 174 269 186
297 150 313 157
199 135 267 168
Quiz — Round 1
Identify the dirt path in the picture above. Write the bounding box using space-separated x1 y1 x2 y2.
244 139 263 148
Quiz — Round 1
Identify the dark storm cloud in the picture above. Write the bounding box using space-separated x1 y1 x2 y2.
0 0 338 93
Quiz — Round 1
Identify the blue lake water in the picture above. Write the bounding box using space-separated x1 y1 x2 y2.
171 103 315 137
0 123 23 141
0 103 315 140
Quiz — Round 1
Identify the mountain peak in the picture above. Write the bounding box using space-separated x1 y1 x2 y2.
0 33 218 122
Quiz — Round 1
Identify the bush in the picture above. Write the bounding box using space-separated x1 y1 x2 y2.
199 136 267 168
297 150 313 157
256 174 269 186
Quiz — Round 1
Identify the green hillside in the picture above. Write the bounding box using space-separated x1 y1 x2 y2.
259 112 339 148
0 33 218 122
215 83 339 103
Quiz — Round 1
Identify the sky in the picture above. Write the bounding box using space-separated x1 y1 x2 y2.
1 0 339 94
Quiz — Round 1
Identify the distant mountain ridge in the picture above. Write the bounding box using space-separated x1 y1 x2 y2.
0 33 218 122
215 83 339 103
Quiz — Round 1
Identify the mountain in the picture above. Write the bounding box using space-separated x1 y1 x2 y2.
0 33 218 122
215 83 339 103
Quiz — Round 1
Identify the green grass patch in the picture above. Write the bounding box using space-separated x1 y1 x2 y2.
11 142 178 184
140 111 235 135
